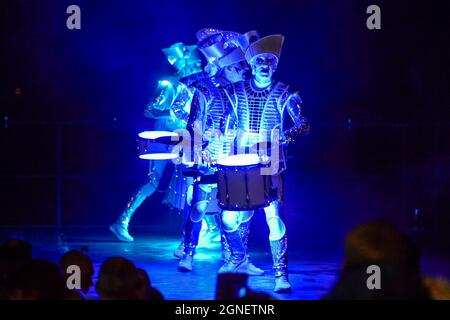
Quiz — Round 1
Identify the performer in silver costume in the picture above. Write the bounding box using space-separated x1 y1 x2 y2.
177 29 263 275
220 35 310 293
110 42 204 243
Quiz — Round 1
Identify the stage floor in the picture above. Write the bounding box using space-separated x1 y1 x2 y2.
1 226 449 300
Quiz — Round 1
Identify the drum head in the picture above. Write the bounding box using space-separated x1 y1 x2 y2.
137 131 180 160
138 153 178 160
216 154 260 167
138 130 179 140
138 130 181 145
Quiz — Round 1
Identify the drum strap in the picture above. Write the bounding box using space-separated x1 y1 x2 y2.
244 173 250 203
263 173 268 200
224 172 230 205
198 174 218 185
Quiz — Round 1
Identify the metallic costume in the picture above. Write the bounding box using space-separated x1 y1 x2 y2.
177 29 263 276
220 35 309 293
110 42 203 242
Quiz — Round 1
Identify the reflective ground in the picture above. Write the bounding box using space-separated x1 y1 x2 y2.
1 226 449 300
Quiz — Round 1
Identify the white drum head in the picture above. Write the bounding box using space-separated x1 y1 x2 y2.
138 131 179 140
139 153 178 160
217 154 261 167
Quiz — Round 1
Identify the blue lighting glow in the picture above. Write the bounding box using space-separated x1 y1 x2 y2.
160 79 172 87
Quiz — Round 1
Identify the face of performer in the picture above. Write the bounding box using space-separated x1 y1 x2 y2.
222 60 249 83
250 53 278 86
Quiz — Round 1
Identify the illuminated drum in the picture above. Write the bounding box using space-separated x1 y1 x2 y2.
216 154 277 211
137 131 181 160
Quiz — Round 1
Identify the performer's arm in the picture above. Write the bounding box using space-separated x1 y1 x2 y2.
169 83 193 125
186 89 206 135
144 79 175 119
186 89 209 162
283 93 310 144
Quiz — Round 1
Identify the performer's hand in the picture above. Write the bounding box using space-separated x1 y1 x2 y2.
149 97 167 111
148 87 172 112
279 133 289 146
202 148 213 164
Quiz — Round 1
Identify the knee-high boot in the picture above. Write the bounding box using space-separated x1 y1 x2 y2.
218 223 247 274
109 180 157 242
270 234 291 293
178 209 202 272
218 221 264 276
241 219 264 276
220 227 231 263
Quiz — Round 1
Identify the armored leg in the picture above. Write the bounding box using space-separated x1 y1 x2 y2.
110 160 167 242
270 234 290 293
240 218 264 276
174 202 191 259
264 201 291 292
219 211 264 276
174 181 193 258
220 228 231 263
178 182 210 271
218 219 247 274
177 211 202 271
219 212 231 263
200 214 221 245
204 214 219 234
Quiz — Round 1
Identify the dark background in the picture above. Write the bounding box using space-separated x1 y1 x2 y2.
1 0 449 256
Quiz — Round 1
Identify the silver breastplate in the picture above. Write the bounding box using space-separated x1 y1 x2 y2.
198 77 232 160
235 80 288 146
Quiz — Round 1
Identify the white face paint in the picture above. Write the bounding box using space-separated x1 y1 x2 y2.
250 53 278 87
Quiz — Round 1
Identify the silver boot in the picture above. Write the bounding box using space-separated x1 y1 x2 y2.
178 243 195 272
219 221 264 276
178 213 201 272
218 227 247 274
110 175 158 242
202 214 221 243
270 235 291 293
110 189 147 242
173 238 185 259
220 231 231 263
110 192 142 242
241 220 264 276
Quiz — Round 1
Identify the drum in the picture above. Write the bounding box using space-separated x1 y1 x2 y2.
216 154 277 211
137 130 182 160
163 164 193 211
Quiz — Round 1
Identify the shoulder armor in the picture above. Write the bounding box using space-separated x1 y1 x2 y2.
180 71 208 87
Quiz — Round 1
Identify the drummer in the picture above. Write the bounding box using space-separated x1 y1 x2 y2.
219 35 310 293
176 29 264 276
109 42 205 249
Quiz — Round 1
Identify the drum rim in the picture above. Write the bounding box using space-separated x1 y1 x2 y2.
217 198 275 211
